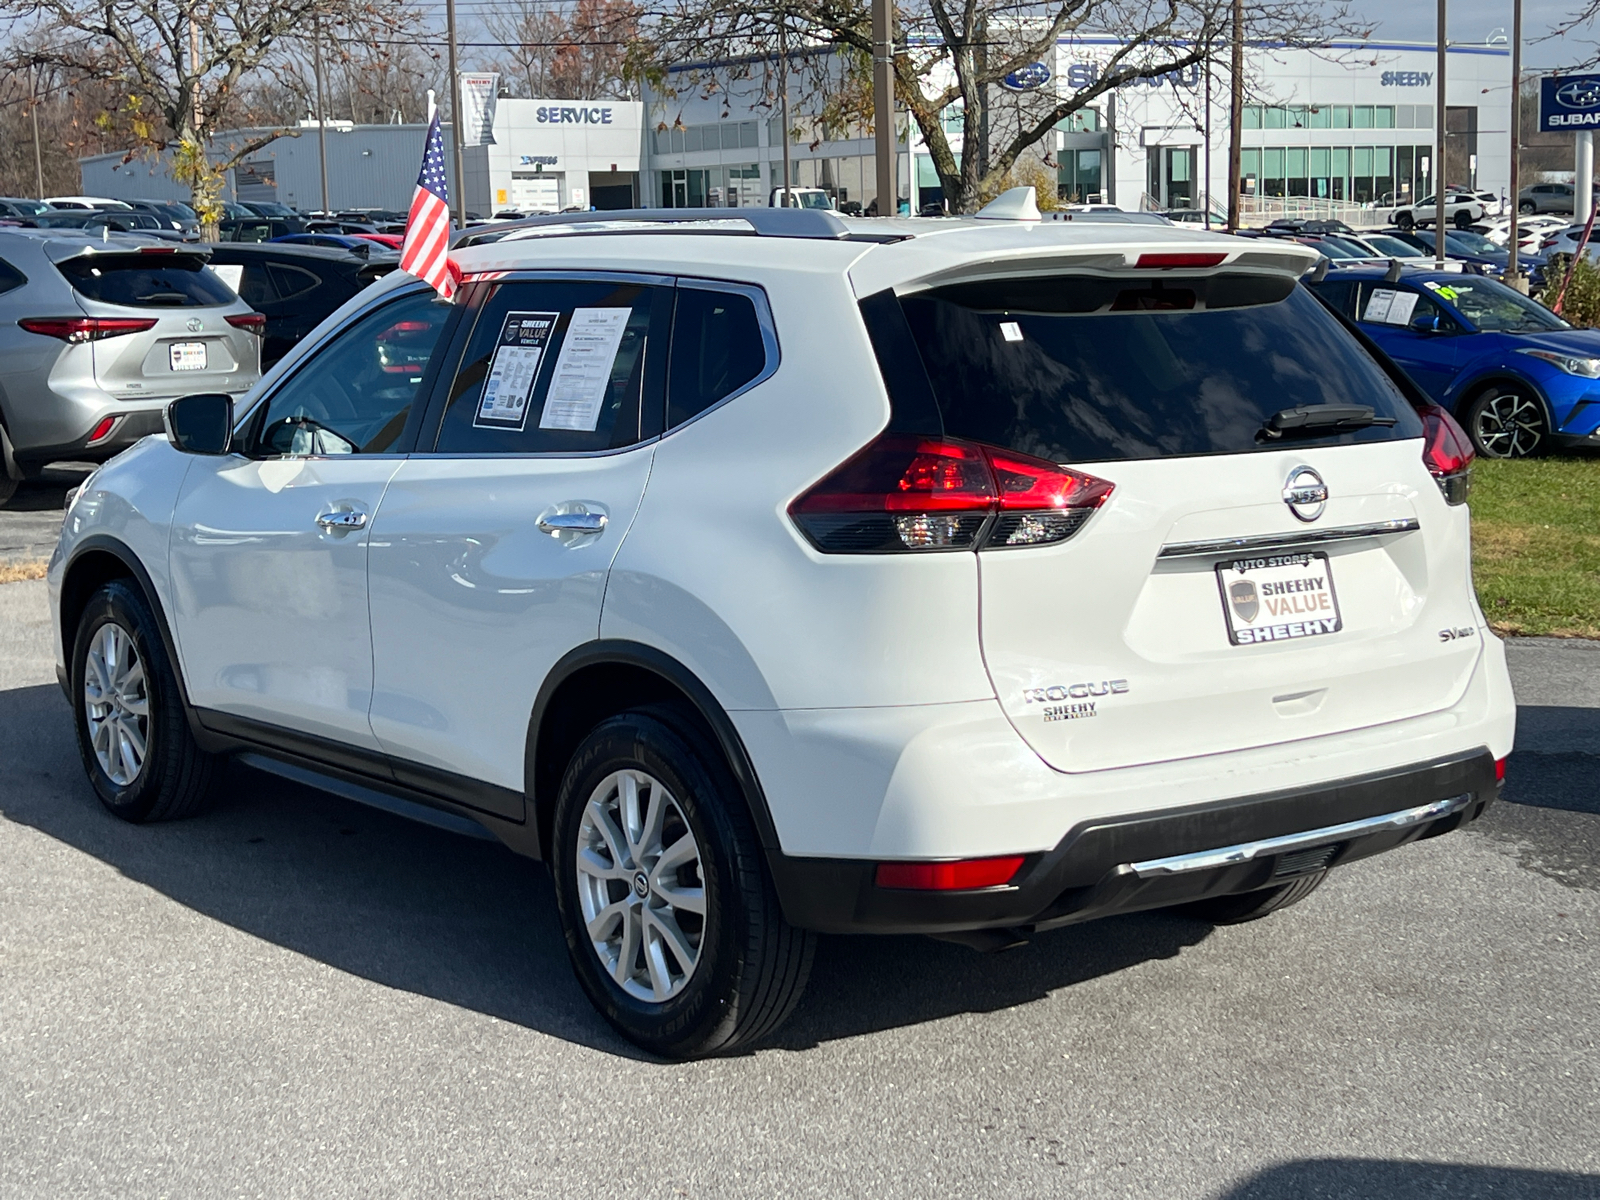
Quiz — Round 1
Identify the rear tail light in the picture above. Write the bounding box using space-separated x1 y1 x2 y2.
1495 757 1507 784
1418 403 1474 505
875 856 1025 890
789 434 1113 554
86 416 118 444
225 312 267 333
19 316 157 343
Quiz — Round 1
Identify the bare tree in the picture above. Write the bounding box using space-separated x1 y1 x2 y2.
3 0 402 234
487 0 641 99
635 0 1363 213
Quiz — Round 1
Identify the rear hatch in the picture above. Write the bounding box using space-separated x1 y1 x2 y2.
885 267 1483 773
52 245 259 399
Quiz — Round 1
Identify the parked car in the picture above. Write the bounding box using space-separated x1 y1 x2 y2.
770 186 835 209
1383 227 1549 288
306 219 380 236
270 232 389 257
1473 214 1568 251
1342 232 1432 261
1311 265 1599 457
0 229 261 504
48 204 1512 1058
241 201 302 218
0 197 56 221
1518 182 1577 215
1389 193 1485 231
204 242 400 368
1535 223 1600 261
218 216 309 242
27 210 189 241
123 198 199 232
45 195 133 211
352 232 404 251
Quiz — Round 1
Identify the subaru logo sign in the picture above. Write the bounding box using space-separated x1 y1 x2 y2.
1540 74 1600 131
1001 63 1052 92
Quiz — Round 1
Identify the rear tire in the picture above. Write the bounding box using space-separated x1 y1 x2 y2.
1454 209 1475 230
71 580 218 822
1465 386 1548 459
550 710 814 1058
1181 871 1327 925
0 471 17 507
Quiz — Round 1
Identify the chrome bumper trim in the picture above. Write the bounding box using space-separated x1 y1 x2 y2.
1126 792 1473 878
1157 518 1421 559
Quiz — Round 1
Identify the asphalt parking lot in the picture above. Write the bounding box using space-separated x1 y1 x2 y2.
2 571 1597 1196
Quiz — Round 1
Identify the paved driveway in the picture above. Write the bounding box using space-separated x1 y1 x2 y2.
1 579 1596 1199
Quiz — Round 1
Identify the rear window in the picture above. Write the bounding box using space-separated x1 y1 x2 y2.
872 273 1422 463
57 253 236 307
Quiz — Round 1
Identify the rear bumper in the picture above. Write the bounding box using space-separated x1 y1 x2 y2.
769 748 1499 934
12 409 166 473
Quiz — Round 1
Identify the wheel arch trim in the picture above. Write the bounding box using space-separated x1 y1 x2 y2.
524 639 782 862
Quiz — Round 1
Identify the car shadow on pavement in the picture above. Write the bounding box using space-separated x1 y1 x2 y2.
0 680 1213 1059
1216 1157 1600 1199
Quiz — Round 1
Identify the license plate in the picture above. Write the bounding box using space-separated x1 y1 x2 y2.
169 342 207 371
1216 552 1342 646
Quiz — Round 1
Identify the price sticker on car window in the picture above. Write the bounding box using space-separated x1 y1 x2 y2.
475 311 558 431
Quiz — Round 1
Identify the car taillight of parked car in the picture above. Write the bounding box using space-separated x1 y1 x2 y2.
1418 404 1474 505
18 316 157 343
224 313 267 334
788 433 1114 553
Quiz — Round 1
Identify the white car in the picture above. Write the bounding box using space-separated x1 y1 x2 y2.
1390 192 1486 230
49 198 1515 1058
1474 214 1567 250
1536 223 1600 261
44 195 134 211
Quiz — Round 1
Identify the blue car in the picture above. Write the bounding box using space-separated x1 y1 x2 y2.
1382 227 1550 290
1311 265 1600 457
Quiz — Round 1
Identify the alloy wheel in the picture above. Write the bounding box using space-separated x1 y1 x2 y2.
83 622 149 786
576 769 706 1003
1472 392 1545 458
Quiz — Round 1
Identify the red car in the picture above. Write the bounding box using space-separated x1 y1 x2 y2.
354 233 403 251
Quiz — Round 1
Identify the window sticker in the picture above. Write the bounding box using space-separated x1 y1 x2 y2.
1363 288 1396 323
1364 288 1419 325
474 310 558 430
539 307 630 432
1000 320 1024 342
1386 291 1419 324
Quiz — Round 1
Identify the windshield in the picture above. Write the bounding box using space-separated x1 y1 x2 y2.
882 274 1422 463
1426 278 1570 333
57 252 236 307
1446 230 1502 255
1310 238 1365 259
1365 234 1425 257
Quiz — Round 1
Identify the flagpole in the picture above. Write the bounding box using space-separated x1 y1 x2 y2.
445 0 467 228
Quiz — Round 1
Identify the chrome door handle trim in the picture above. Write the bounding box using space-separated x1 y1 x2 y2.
1125 792 1473 878
538 512 608 535
316 510 368 531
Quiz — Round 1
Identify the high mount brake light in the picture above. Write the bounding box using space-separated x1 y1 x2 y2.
1418 403 1474 505
1135 252 1229 269
789 434 1114 553
19 316 157 343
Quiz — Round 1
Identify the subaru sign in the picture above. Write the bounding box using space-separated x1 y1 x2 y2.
1540 74 1600 131
1001 63 1052 92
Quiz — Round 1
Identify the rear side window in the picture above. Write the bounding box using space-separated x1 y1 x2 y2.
0 256 25 296
878 273 1422 463
57 253 236 308
431 278 670 454
268 263 321 302
667 283 772 428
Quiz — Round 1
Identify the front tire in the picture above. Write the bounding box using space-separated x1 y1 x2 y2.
550 710 814 1058
1519 200 1537 215
1464 386 1549 458
71 580 218 822
1396 212 1415 231
1454 209 1475 230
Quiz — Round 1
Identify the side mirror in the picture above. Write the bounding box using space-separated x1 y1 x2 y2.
165 393 233 455
1410 314 1444 335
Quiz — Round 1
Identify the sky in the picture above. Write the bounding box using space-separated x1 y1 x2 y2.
1367 0 1595 70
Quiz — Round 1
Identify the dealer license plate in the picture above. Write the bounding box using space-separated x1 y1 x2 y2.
1216 552 1342 646
169 342 207 371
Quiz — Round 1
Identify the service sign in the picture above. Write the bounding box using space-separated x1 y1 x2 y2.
1540 74 1600 132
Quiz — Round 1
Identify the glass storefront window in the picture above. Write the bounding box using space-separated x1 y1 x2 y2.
1266 107 1287 129
1354 106 1375 129
1332 106 1351 129
1243 105 1262 129
1287 147 1308 195
1308 106 1331 129
1263 147 1286 197
1414 105 1434 129
1375 106 1395 129
1288 106 1308 128
1332 147 1350 200
1240 147 1260 195
1375 146 1395 204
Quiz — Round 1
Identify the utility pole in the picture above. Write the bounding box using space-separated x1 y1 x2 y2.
313 15 331 215
189 8 203 136
779 20 792 205
445 0 467 227
1203 31 1212 228
30 59 45 201
1435 0 1447 266
872 0 895 215
1507 0 1523 290
1227 0 1243 230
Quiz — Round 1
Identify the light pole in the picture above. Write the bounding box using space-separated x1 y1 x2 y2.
1227 0 1243 230
1507 0 1523 290
445 0 467 227
1435 0 1447 267
872 0 895 215
313 15 331 215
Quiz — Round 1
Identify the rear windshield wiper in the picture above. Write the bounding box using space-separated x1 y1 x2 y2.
1258 404 1396 441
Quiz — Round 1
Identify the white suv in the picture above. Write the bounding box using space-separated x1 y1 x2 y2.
1390 192 1487 231
50 200 1515 1058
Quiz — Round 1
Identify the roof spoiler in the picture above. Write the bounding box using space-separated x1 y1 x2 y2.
452 206 854 248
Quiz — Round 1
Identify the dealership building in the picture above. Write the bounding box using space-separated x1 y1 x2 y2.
80 38 1512 218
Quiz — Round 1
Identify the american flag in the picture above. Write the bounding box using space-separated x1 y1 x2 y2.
400 112 458 300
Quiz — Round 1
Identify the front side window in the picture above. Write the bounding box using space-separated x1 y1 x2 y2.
877 273 1422 464
431 278 670 454
249 288 449 456
1355 284 1459 333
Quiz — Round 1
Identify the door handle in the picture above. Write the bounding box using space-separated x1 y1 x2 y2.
538 511 608 536
316 509 368 532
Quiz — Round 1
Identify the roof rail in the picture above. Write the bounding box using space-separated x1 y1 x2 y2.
453 206 855 249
